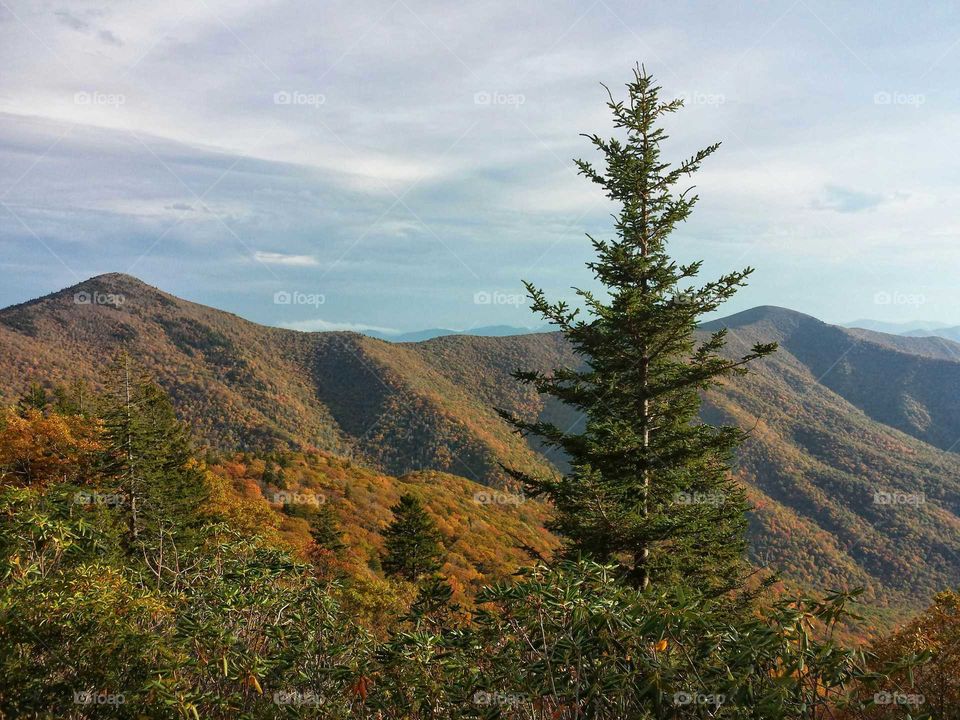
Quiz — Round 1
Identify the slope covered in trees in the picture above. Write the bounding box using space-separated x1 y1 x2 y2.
1 274 959 621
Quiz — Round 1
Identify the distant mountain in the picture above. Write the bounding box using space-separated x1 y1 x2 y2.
842 318 960 343
1 275 958 623
365 325 547 343
842 319 952 335
902 325 960 342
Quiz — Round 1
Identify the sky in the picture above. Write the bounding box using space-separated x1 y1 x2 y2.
1 0 959 335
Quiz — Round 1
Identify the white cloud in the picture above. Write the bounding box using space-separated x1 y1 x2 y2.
277 318 398 334
253 251 319 267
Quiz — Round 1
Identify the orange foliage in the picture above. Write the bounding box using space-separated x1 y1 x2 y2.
0 408 103 486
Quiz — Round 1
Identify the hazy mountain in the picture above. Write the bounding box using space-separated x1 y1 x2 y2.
902 325 960 342
843 318 960 343
364 325 547 343
2 274 958 621
842 319 952 335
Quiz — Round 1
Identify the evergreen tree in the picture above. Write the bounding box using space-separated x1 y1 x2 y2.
282 500 345 552
17 382 48 414
51 379 90 416
275 464 288 490
500 67 776 597
261 460 277 485
310 502 345 552
98 353 207 552
381 493 444 581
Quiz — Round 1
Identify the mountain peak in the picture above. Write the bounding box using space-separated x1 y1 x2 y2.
74 272 159 293
57 273 181 309
701 305 822 332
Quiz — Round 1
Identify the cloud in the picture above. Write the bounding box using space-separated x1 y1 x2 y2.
98 29 123 46
54 10 88 31
812 185 886 214
253 251 319 267
277 318 399 334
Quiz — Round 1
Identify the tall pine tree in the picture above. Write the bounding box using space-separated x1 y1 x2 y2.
381 493 444 582
500 67 776 597
98 353 207 552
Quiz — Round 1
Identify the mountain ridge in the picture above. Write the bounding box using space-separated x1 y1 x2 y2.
1 273 958 622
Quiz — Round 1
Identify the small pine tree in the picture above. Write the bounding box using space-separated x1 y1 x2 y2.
274 465 288 490
310 502 345 552
282 500 345 552
500 66 776 597
381 493 444 581
261 461 277 485
17 382 48 414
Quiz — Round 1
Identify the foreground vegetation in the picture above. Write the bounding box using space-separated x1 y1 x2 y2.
0 387 952 718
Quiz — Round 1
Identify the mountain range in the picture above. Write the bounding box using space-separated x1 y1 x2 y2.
364 325 547 343
844 318 960 343
1 273 958 627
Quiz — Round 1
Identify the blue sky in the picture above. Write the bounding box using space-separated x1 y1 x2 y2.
1 0 958 334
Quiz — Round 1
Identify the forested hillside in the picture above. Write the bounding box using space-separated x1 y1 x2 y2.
1 272 959 620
